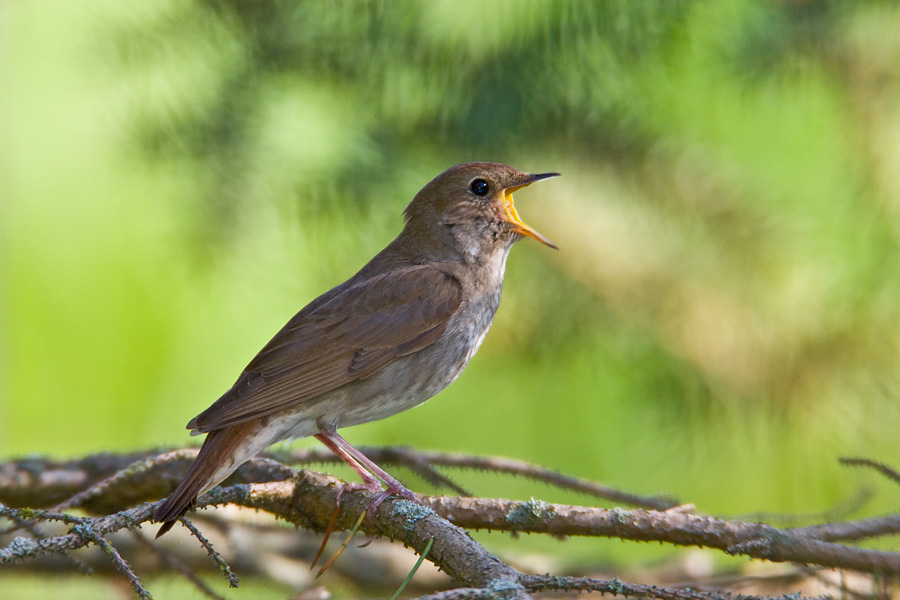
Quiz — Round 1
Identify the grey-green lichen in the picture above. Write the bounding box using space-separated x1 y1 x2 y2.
611 507 630 523
390 499 434 532
506 497 552 525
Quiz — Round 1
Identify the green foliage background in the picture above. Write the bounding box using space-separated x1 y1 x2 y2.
3 0 900 595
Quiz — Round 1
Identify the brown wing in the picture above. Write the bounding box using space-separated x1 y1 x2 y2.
188 266 462 433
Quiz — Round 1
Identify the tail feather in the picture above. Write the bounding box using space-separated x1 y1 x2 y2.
154 421 260 537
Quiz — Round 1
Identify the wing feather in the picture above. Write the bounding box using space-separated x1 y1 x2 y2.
189 266 462 432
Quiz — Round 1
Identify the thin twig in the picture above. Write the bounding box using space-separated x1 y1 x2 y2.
0 502 93 574
284 447 678 509
54 449 200 512
177 517 240 588
0 507 151 600
413 587 497 599
520 574 831 600
78 525 152 600
840 457 900 486
787 514 900 543
731 487 873 527
131 529 229 600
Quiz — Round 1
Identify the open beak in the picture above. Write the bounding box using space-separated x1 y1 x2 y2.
502 172 560 249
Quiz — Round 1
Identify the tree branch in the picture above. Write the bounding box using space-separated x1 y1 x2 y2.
3 450 899 599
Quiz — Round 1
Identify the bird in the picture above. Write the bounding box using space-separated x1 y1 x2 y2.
153 161 559 537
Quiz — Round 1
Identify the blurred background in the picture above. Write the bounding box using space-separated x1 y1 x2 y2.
3 0 900 597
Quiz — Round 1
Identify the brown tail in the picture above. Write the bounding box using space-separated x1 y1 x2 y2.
154 422 258 538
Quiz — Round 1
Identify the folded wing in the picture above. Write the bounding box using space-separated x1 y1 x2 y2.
188 266 462 433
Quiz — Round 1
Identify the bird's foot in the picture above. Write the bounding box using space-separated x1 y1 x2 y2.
335 478 418 519
314 430 419 516
310 430 420 571
334 480 382 502
363 480 418 518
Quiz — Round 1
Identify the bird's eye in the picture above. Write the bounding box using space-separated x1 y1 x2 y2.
469 178 490 197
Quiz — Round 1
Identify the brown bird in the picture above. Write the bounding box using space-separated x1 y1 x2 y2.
154 161 559 536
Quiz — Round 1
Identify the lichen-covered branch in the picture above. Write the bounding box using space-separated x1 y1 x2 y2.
419 496 900 575
3 450 900 599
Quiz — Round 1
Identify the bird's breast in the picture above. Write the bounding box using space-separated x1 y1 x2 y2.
276 261 508 436
405 281 503 399
317 282 503 430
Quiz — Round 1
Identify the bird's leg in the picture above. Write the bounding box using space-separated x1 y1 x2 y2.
310 431 420 570
314 431 418 509
309 432 381 571
313 432 382 495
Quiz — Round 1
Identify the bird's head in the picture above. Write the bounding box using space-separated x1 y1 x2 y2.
402 162 559 261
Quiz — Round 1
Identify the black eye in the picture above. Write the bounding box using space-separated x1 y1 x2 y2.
469 178 490 197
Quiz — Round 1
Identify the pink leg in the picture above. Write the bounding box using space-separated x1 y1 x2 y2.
314 431 418 513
